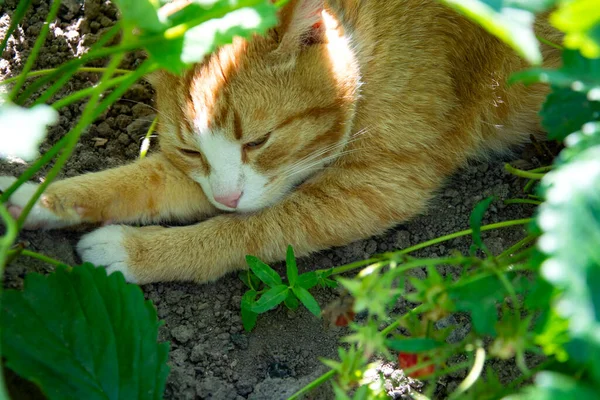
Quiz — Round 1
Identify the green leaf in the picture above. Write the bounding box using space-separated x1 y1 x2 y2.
512 372 599 399
470 197 496 255
245 255 282 287
241 290 258 331
536 145 600 377
284 292 299 310
541 87 600 141
286 245 298 287
292 286 322 317
386 337 445 352
297 271 318 289
112 0 165 33
438 0 544 64
449 275 509 335
1 264 169 400
145 1 279 74
0 98 57 161
250 285 289 313
551 0 600 59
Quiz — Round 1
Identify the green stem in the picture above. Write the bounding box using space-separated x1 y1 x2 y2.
536 35 564 51
16 53 127 230
12 249 71 268
287 369 336 400
505 164 545 180
449 346 486 400
0 0 32 56
9 0 63 100
52 73 132 110
0 136 68 203
496 236 536 262
322 218 532 276
504 198 542 206
1 67 131 86
13 23 121 105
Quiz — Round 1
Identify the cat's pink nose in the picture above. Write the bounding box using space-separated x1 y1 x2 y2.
214 191 242 208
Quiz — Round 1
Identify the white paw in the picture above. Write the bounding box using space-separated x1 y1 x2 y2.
76 225 139 283
0 176 68 230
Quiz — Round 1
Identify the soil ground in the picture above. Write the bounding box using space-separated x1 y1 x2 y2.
1 1 544 399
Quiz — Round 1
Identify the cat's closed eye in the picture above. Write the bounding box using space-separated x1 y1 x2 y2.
178 148 202 157
244 133 270 149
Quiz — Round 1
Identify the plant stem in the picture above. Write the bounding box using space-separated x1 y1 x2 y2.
6 249 71 268
0 136 68 202
0 0 32 56
323 219 532 276
287 369 336 400
1 67 131 86
536 35 564 51
504 198 542 206
13 23 121 105
9 0 62 100
16 53 126 230
51 73 132 110
504 164 545 180
449 346 486 399
496 236 536 263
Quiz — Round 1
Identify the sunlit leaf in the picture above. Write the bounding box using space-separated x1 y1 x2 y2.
551 0 600 58
292 286 321 317
245 255 282 287
250 284 288 313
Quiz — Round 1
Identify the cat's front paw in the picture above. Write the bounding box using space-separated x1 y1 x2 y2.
0 176 75 230
76 225 140 283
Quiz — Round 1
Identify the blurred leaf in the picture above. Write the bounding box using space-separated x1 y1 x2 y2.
297 271 318 289
112 0 165 33
386 337 445 352
536 145 600 378
0 99 57 161
438 0 545 64
250 284 288 313
241 290 258 331
146 1 278 74
0 263 169 400
286 245 298 286
284 292 299 310
470 197 496 256
510 372 598 399
245 255 282 287
551 0 600 58
292 286 321 317
541 87 600 141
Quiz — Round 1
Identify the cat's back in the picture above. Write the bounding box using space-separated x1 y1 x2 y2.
328 0 562 158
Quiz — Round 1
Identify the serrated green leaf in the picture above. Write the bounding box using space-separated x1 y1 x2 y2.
470 196 496 256
245 255 282 287
286 245 298 287
284 292 299 310
386 337 445 352
439 0 543 64
241 290 258 331
250 285 288 313
292 286 321 317
297 271 318 289
0 264 169 400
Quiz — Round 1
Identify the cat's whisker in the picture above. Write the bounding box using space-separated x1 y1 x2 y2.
284 148 366 180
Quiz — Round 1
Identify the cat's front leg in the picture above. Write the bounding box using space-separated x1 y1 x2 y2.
81 162 441 284
0 153 217 229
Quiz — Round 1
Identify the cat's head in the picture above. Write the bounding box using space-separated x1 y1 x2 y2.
152 0 360 212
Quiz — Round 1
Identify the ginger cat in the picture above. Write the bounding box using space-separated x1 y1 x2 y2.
1 0 562 284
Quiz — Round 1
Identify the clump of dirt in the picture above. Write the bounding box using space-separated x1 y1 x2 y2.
1 1 542 399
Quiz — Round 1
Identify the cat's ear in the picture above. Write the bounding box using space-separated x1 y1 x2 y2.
274 0 325 54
